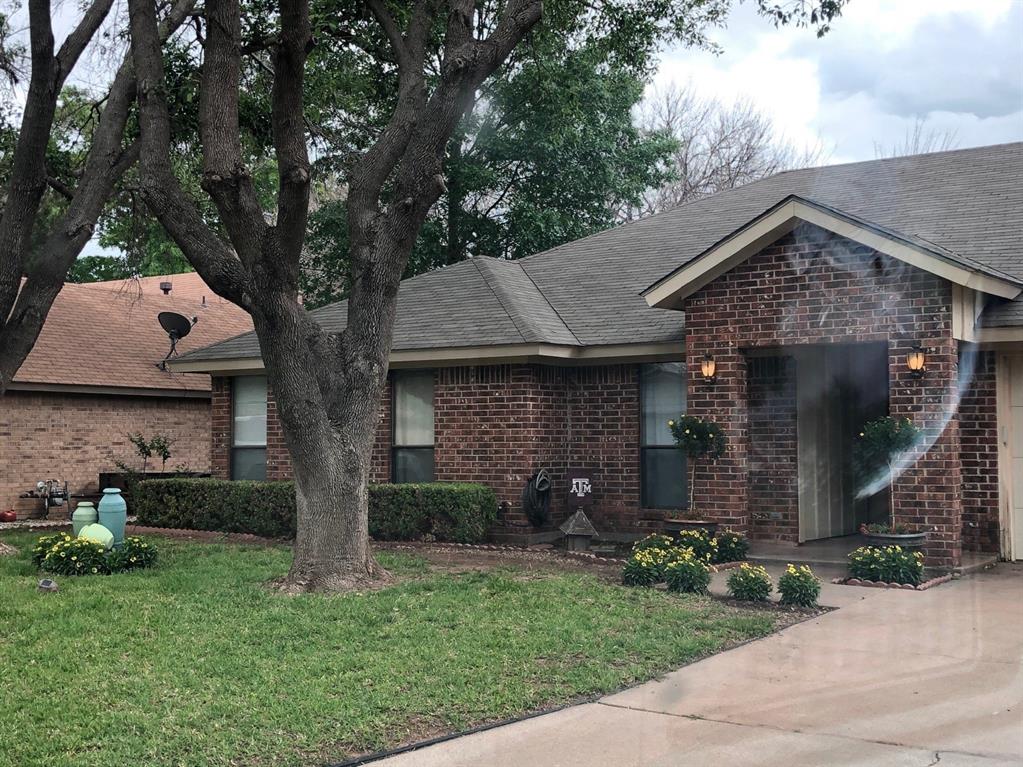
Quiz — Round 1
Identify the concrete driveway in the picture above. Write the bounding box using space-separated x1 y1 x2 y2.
375 564 1023 767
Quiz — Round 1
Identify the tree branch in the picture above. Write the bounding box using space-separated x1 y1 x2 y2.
129 0 252 309
366 0 411 71
54 0 116 90
0 0 56 324
0 0 197 392
198 0 268 263
270 0 313 278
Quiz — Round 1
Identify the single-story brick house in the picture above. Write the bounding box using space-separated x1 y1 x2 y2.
172 143 1023 569
1 273 252 515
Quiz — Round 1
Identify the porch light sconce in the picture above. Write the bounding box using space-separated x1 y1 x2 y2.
701 353 717 384
907 344 926 379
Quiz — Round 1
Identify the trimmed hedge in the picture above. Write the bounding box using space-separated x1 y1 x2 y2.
132 478 498 544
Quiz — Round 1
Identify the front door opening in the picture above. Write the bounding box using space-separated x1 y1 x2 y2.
794 342 888 542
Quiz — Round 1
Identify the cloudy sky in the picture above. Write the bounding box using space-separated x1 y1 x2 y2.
652 0 1023 163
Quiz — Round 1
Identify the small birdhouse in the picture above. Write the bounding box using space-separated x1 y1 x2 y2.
560 510 598 552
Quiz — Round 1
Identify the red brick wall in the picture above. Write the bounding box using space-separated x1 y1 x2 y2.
747 355 798 541
1 390 211 514
213 363 649 535
959 349 999 552
435 365 565 530
212 377 390 482
684 224 963 568
564 365 642 532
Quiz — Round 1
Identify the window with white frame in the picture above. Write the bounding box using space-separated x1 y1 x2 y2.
392 370 435 483
640 363 686 509
231 375 268 480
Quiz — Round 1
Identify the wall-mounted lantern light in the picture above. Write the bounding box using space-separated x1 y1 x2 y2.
701 353 717 384
907 344 926 379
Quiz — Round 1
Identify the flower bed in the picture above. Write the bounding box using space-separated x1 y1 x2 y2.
832 574 953 591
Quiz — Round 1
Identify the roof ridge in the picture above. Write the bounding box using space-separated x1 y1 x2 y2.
471 258 528 344
475 257 580 345
515 259 582 345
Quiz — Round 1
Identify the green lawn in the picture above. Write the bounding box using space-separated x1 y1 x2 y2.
1 531 777 766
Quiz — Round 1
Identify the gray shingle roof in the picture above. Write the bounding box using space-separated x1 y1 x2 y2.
182 142 1023 363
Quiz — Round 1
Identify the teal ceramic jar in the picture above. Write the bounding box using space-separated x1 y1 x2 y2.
71 501 98 536
97 488 127 546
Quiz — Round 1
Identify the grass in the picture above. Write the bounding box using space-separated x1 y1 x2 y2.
1 530 778 766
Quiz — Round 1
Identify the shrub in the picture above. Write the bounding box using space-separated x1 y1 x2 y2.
32 533 70 568
778 564 821 607
134 479 297 538
726 563 773 602
664 550 712 594
622 544 677 586
33 534 159 576
40 537 111 576
370 484 498 543
674 529 717 562
631 533 676 553
712 531 749 563
133 479 498 543
848 545 924 585
108 537 158 572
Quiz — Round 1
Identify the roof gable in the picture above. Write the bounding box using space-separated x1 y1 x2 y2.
643 195 1023 310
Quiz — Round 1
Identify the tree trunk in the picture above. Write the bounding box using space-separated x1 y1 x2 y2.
249 290 392 592
281 446 390 592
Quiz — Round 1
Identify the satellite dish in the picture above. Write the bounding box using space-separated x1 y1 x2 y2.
157 311 198 370
159 311 194 340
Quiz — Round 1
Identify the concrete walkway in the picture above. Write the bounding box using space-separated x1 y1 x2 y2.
376 563 1023 767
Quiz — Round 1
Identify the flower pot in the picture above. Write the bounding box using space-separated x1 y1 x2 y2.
71 502 98 537
0 510 16 523
97 488 127 547
862 531 928 550
665 518 718 538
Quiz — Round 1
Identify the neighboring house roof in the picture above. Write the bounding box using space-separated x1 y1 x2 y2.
177 142 1023 368
12 272 252 394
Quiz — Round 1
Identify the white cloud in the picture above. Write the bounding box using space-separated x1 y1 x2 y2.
651 0 1023 163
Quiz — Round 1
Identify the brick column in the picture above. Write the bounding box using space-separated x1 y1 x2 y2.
889 335 962 569
685 336 749 535
210 376 231 479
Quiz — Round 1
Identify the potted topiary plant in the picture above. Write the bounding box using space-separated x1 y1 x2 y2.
664 415 726 537
853 415 927 549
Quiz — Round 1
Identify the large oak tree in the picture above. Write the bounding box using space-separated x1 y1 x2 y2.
127 0 843 592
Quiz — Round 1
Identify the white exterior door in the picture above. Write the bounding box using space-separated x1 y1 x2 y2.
998 353 1023 560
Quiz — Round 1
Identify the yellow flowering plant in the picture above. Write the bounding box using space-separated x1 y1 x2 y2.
674 529 717 562
108 537 158 572
664 550 712 594
726 563 772 602
33 533 158 576
40 537 110 576
778 564 820 607
848 545 924 585
668 415 726 518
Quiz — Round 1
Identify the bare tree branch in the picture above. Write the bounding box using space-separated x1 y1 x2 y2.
197 0 268 264
129 0 252 309
270 0 313 277
54 0 116 89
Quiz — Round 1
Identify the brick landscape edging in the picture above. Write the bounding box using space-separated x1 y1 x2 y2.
830 573 954 591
